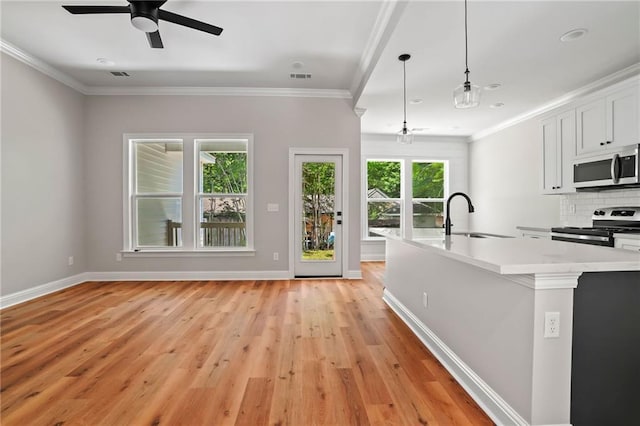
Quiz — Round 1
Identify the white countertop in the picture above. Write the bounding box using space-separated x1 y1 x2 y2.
516 225 553 233
401 235 640 275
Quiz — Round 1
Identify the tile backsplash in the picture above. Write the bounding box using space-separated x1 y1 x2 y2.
560 189 640 226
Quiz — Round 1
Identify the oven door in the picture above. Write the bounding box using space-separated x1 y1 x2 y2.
551 232 614 247
573 145 639 188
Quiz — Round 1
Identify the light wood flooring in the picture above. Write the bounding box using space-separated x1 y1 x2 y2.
1 262 493 425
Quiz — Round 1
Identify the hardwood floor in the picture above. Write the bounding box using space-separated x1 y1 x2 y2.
1 262 492 425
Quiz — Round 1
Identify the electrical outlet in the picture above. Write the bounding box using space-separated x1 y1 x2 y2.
68 256 74 266
422 292 428 308
116 253 122 262
544 312 560 338
273 252 279 261
569 204 576 214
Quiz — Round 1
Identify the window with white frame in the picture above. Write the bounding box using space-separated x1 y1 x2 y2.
364 158 447 239
366 160 402 238
126 135 253 252
411 161 446 237
197 139 248 248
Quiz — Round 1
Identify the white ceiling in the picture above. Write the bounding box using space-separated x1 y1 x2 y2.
358 1 640 138
0 0 382 89
1 1 639 138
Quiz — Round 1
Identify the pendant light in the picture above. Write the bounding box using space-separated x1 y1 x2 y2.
453 0 481 108
397 53 413 144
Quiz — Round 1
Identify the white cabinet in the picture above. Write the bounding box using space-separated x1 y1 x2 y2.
614 236 640 252
607 87 639 147
576 85 639 156
541 110 576 194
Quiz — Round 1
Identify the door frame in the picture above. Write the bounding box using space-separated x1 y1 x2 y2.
288 148 350 278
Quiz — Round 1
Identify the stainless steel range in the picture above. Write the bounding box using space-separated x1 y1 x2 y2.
551 207 640 247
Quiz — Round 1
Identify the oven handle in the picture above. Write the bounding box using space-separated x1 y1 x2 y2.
551 232 611 242
611 154 620 183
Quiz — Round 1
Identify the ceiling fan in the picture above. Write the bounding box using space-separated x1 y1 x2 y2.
62 1 223 49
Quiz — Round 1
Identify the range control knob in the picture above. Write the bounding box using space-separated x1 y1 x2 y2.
598 210 606 216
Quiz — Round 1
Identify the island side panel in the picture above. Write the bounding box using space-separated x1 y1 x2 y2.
530 285 574 425
384 238 536 422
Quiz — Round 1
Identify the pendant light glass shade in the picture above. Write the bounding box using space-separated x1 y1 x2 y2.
453 80 481 108
396 123 413 144
453 0 480 109
397 53 413 144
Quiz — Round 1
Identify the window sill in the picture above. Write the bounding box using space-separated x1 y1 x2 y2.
122 249 256 258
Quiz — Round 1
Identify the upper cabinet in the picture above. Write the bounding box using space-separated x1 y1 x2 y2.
576 85 639 156
541 111 576 194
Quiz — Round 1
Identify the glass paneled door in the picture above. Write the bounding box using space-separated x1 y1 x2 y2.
294 155 342 277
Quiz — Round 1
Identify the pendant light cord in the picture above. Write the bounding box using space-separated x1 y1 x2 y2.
403 59 407 126
464 0 470 82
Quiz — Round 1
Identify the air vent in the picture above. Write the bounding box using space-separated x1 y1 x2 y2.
110 71 130 77
290 73 312 79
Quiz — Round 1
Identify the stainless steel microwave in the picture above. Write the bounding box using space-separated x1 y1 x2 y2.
574 144 640 189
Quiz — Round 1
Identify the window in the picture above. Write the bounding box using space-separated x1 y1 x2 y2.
366 160 401 237
364 158 447 239
412 161 445 237
125 134 253 252
197 140 248 248
133 140 184 248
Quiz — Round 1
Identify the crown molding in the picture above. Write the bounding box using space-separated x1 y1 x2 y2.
1 38 351 99
84 85 352 98
0 39 88 94
471 62 640 142
354 107 367 117
362 132 468 144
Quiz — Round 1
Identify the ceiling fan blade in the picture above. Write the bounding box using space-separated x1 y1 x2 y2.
62 5 130 14
158 10 223 36
146 31 164 49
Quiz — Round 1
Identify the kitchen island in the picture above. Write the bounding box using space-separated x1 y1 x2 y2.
384 235 640 426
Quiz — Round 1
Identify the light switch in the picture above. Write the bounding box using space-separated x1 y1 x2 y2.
267 203 279 212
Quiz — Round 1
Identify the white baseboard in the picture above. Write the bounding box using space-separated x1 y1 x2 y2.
345 269 363 279
87 270 292 281
0 273 91 309
360 254 385 261
382 288 531 426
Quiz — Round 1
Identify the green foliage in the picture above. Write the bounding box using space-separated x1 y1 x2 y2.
367 161 401 198
367 201 398 221
302 250 334 260
302 163 335 196
302 162 335 250
366 161 445 231
202 153 247 194
413 162 444 198
201 152 247 224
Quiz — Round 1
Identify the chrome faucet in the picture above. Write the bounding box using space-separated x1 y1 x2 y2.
444 192 475 235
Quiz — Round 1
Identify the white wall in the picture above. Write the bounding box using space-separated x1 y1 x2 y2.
84 95 361 274
469 118 560 236
1 53 86 297
361 134 469 260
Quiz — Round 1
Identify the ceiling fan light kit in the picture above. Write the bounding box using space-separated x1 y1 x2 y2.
62 0 223 49
453 0 481 109
397 53 414 145
130 2 159 33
